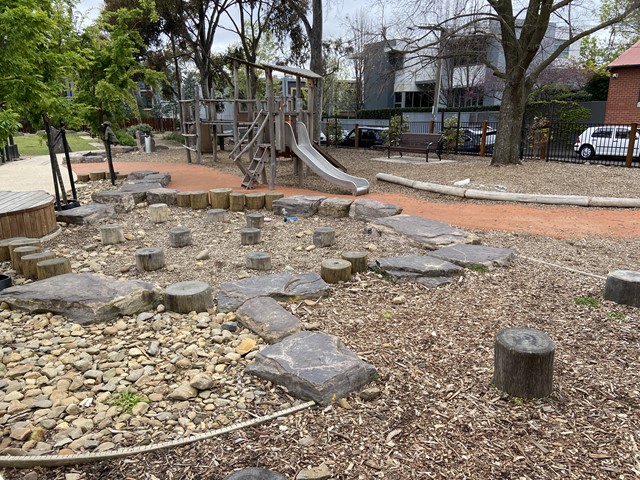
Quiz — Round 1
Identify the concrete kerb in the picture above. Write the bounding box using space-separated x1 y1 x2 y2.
376 173 640 208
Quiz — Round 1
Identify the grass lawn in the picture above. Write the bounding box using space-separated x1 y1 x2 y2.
14 133 98 156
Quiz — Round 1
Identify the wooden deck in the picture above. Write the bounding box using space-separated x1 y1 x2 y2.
0 190 57 239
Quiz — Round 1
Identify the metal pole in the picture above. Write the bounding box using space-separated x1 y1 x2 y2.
61 128 80 198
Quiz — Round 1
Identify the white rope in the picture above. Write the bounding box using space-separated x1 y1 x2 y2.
520 255 607 280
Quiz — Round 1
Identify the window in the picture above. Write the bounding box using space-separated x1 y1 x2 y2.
394 92 402 108
615 129 630 139
592 129 613 138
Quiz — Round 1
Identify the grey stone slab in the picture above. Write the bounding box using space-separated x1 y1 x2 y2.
216 272 329 313
236 297 302 343
225 468 287 480
146 188 177 205
349 198 402 221
120 182 163 203
128 173 171 187
91 190 136 213
55 203 115 225
429 244 515 269
127 170 159 180
0 273 161 324
318 198 353 218
375 255 462 276
271 196 326 217
370 215 475 249
246 331 377 405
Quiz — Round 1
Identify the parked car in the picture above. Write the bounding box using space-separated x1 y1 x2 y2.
459 128 497 153
339 126 388 148
574 126 640 160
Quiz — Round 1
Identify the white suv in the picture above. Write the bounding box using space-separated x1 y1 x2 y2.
574 126 640 160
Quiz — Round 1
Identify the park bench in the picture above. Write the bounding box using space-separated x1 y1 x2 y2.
387 132 444 162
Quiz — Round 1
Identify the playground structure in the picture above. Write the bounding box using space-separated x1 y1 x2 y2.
179 59 369 196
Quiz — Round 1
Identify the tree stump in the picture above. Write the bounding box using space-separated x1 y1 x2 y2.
135 247 165 271
207 208 227 223
246 213 265 229
76 173 90 182
37 258 71 280
493 327 555 398
209 188 232 209
100 224 125 245
164 280 213 313
0 237 28 262
313 227 336 247
176 192 192 208
190 191 209 210
229 192 245 212
116 173 128 180
321 258 352 283
21 251 56 280
245 252 271 271
169 227 192 247
240 228 261 245
245 193 266 210
9 239 42 267
89 171 106 181
12 246 42 274
341 251 368 273
265 192 284 210
604 270 640 307
149 203 170 224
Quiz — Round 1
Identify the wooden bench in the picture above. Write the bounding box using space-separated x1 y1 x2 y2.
387 133 443 162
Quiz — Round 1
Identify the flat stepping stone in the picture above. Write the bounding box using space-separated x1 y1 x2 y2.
349 198 403 221
120 182 163 203
429 244 515 269
55 203 115 225
374 255 462 285
127 170 159 180
319 197 353 218
0 273 160 324
225 468 287 480
236 297 302 343
271 195 326 217
139 172 171 186
246 331 377 405
147 188 177 205
370 215 474 248
604 270 640 307
216 272 329 312
91 190 136 212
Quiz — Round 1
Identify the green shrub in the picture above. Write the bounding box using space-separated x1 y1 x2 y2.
163 131 184 144
127 123 153 139
115 130 136 146
384 114 409 146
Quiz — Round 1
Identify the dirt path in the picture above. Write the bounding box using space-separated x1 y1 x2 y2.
73 161 640 239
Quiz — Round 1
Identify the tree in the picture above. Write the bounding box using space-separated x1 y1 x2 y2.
343 9 378 112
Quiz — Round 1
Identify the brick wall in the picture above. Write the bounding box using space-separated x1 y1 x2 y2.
605 67 640 124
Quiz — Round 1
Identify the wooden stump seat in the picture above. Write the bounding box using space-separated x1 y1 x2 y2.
169 227 192 248
341 251 368 273
245 252 272 271
37 258 71 280
135 247 165 271
164 280 213 313
321 258 352 283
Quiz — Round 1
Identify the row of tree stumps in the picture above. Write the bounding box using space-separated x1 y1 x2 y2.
0 237 72 281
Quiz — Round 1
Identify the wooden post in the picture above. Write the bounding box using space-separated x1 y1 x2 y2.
341 251 368 273
194 89 202 164
265 67 277 190
135 247 165 271
246 213 264 229
149 204 170 224
625 123 638 168
480 120 487 157
37 258 71 280
493 327 555 398
313 227 336 247
229 192 245 212
12 246 42 274
76 173 90 182
100 224 125 245
209 188 232 209
9 239 41 267
321 258 352 283
176 192 192 207
207 209 227 223
190 191 209 209
0 237 28 262
245 192 265 210
265 192 284 210
354 124 360 149
604 270 640 307
245 252 271 271
21 251 56 280
169 227 192 247
164 280 213 313
89 171 106 181
240 228 261 245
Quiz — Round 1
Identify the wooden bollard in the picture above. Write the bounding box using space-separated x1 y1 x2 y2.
89 171 106 181
9 239 42 267
493 327 555 398
245 193 265 210
100 224 125 245
169 227 192 247
116 173 128 180
341 251 368 273
209 188 232 209
21 251 56 280
207 209 227 223
176 192 192 208
245 252 271 271
240 228 261 245
229 192 245 212
149 203 169 224
190 191 209 210
76 173 90 182
321 259 352 283
12 246 42 275
135 247 165 271
604 270 640 307
265 192 284 210
313 227 336 247
0 237 28 262
164 280 213 314
37 258 71 280
246 213 264 229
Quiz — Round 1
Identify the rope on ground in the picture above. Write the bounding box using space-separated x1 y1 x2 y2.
520 255 607 280
0 400 316 468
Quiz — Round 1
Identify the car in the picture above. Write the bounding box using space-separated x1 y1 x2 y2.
459 128 497 153
574 126 640 160
339 126 388 148
319 132 327 145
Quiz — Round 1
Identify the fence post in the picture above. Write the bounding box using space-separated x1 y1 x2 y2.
480 120 487 157
354 124 359 149
626 123 638 168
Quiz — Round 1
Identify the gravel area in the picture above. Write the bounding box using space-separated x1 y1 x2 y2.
1 145 640 479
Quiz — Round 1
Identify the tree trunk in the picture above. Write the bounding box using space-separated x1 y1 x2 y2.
308 0 323 142
491 79 530 165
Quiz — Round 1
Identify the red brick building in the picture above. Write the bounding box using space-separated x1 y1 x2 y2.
605 40 640 124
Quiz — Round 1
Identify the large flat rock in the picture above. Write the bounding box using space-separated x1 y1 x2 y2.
216 272 329 312
120 182 163 203
374 255 462 285
271 196 327 217
55 203 115 225
370 215 476 249
236 297 302 343
429 244 515 269
0 273 161 324
349 198 402 221
246 331 377 405
91 190 136 212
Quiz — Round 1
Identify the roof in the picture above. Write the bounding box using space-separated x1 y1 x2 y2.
608 40 640 69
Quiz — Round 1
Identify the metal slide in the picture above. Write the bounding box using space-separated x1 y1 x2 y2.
284 122 369 196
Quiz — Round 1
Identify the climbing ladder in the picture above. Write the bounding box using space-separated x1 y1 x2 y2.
241 144 270 189
230 111 270 189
